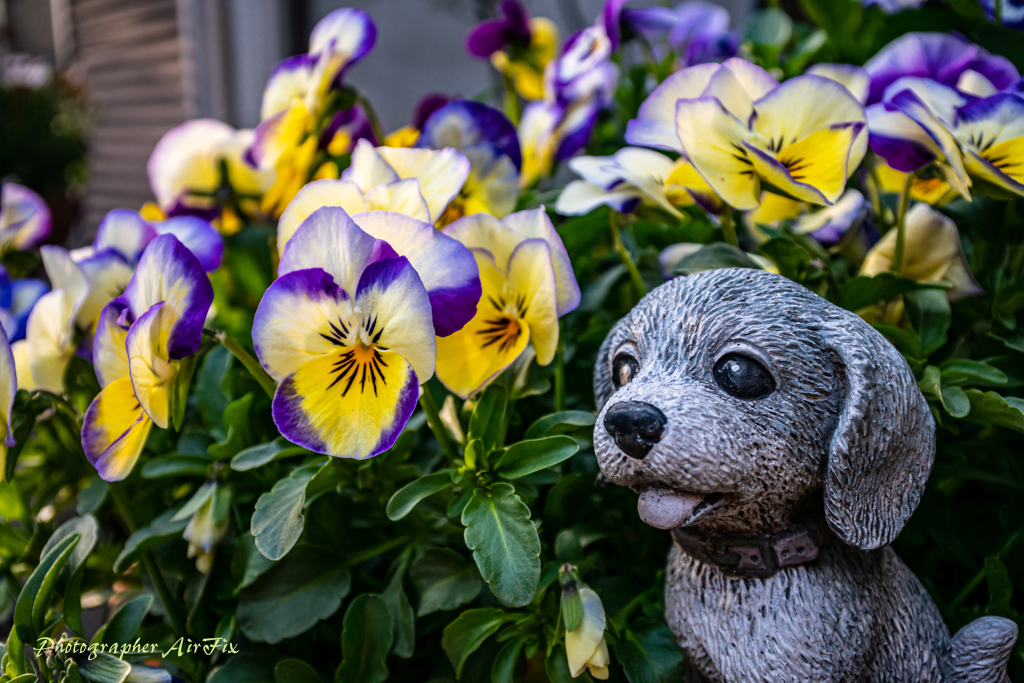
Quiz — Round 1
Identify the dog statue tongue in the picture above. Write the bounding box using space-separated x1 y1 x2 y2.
638 488 706 529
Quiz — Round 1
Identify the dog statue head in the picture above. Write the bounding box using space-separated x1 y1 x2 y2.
593 268 936 550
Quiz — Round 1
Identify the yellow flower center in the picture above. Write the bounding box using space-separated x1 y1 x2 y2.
476 293 527 354
322 315 390 397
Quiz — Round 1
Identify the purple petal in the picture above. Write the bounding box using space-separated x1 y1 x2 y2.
94 208 157 264
466 19 514 58
309 8 377 71
0 183 52 250
500 0 531 41
412 93 453 130
2 278 48 342
153 216 224 271
419 100 522 171
622 7 678 37
602 0 632 50
555 103 600 162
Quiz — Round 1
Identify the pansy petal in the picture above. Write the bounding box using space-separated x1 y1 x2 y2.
11 340 32 390
350 211 481 336
435 249 530 399
866 103 939 172
147 119 234 210
882 76 965 122
354 256 436 381
375 146 472 222
957 69 997 97
260 54 315 120
76 249 134 330
456 144 519 220
700 59 779 122
344 139 400 192
3 278 48 342
93 299 130 388
308 8 377 66
122 234 214 360
675 97 761 210
807 64 870 104
793 189 869 245
555 180 641 215
126 302 178 428
566 155 623 188
94 209 157 263
278 207 397 295
625 62 720 151
0 183 51 251
82 376 153 482
273 348 419 459
505 239 559 365
40 246 88 332
890 89 971 198
153 216 224 271
955 94 1024 181
747 122 864 206
25 289 76 393
1 327 15 451
253 268 352 382
420 100 522 170
611 147 686 216
277 179 368 255
501 208 580 315
363 179 432 220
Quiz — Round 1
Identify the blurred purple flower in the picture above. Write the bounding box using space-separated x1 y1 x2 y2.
617 1 737 66
979 0 1024 27
466 0 532 58
864 32 1020 103
552 25 617 106
861 0 926 13
412 93 453 130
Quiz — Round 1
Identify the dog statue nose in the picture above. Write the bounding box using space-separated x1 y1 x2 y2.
603 401 667 459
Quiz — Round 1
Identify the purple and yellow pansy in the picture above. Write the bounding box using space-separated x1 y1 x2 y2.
467 0 560 101
82 234 214 481
255 207 475 458
435 208 580 399
0 183 51 253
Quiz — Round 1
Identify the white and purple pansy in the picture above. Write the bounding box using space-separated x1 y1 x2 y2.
82 234 214 481
253 208 439 459
94 208 223 271
792 189 878 254
0 183 51 252
553 24 617 107
864 32 1019 105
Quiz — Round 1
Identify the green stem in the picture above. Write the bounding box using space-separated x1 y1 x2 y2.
554 324 566 412
216 332 276 398
109 484 189 640
892 172 915 275
418 387 459 461
720 206 738 247
610 211 647 297
357 94 386 144
502 72 521 126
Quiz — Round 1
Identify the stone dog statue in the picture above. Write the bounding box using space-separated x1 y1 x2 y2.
592 268 1018 682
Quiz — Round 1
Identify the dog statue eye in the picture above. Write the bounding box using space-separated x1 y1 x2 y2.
612 353 639 389
713 353 775 399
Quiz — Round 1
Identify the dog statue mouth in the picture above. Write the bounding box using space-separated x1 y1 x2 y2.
637 487 724 529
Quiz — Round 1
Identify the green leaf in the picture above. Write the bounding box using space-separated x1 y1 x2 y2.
524 411 597 440
113 508 188 574
614 621 686 683
274 659 324 683
760 237 810 282
905 289 951 357
462 483 541 607
962 390 1024 432
251 464 319 561
495 436 579 480
469 384 508 452
940 386 971 418
171 482 216 522
236 533 278 592
14 533 79 642
441 607 505 679
385 470 454 521
5 621 30 676
76 476 108 515
232 438 305 471
336 594 393 683
196 344 233 438
410 548 482 616
544 644 577 683
170 352 197 432
64 563 85 637
207 653 276 683
939 359 1008 386
208 393 255 459
6 674 39 683
79 653 131 683
491 636 525 683
41 515 97 584
142 454 211 479
93 594 152 646
985 556 1013 611
671 243 762 275
238 547 351 644
381 564 415 658
838 273 948 312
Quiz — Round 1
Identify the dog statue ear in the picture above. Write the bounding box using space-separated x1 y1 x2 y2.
822 314 936 551
594 318 628 412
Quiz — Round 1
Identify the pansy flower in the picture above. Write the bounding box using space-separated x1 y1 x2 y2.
419 100 522 223
148 119 273 232
251 8 377 214
673 73 866 210
276 142 471 252
864 32 1019 104
552 25 617 107
608 0 738 66
1 327 15 479
0 265 48 342
979 0 1024 27
82 235 213 481
565 587 611 679
436 208 580 398
556 147 721 216
254 208 452 458
467 1 560 101
0 183 51 253
519 99 599 188
867 79 1024 200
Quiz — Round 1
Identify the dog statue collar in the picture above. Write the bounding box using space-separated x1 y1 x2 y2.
671 520 828 579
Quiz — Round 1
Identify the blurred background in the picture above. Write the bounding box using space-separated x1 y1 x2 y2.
0 0 752 243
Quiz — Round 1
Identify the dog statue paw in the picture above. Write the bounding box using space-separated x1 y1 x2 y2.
593 268 1018 683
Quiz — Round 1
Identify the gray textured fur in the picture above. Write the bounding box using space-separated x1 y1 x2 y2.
592 268 1017 682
